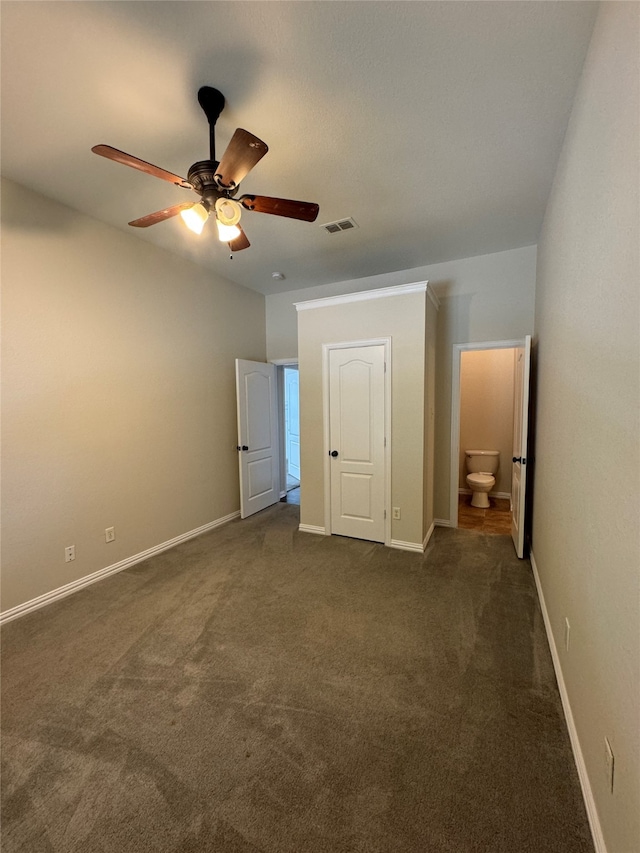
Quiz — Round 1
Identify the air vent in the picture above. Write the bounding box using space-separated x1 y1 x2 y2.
321 217 358 234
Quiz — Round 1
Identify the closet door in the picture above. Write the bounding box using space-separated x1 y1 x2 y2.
328 345 386 542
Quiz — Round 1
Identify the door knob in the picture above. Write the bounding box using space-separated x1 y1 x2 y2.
330 450 339 457
512 456 526 464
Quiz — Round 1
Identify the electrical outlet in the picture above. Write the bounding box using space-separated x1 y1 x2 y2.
564 617 570 652
605 737 615 793
65 545 75 562
105 526 115 543
392 507 401 520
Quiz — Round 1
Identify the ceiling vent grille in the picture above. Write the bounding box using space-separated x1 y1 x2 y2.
321 217 358 234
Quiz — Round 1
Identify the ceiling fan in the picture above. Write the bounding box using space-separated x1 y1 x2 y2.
91 86 319 253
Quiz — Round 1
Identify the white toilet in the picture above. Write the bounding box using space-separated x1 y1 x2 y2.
465 450 500 508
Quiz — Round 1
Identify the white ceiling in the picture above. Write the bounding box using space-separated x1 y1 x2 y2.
1 1 597 295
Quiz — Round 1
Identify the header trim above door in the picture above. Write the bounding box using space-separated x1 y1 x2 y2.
295 281 428 312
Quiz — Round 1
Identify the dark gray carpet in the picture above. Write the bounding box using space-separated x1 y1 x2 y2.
1 503 593 853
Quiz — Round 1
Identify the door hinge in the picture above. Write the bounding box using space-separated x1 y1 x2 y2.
384 362 387 373
384 509 387 519
384 436 387 447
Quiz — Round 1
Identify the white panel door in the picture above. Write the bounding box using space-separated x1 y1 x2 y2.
329 345 385 542
285 367 300 481
511 336 532 558
236 359 280 519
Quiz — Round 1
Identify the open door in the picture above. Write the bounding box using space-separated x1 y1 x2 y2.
511 336 532 558
235 359 280 518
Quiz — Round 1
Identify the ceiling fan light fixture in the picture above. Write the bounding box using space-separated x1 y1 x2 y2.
92 87 318 253
180 202 209 235
216 220 242 242
215 197 242 226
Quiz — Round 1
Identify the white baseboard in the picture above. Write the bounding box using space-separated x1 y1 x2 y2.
299 524 327 536
389 538 424 553
458 488 511 499
0 510 241 626
434 518 452 527
423 522 435 550
529 550 607 853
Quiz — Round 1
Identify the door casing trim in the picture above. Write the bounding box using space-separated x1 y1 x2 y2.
322 338 392 545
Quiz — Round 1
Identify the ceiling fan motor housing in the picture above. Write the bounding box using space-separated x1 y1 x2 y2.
187 160 236 207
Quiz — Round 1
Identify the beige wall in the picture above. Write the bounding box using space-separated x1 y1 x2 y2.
297 289 427 547
267 245 536 521
459 348 515 494
532 4 639 852
1 179 266 613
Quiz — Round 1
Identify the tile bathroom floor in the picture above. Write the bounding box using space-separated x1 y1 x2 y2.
458 494 512 534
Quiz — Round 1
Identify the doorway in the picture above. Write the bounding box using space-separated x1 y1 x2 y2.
457 347 515 534
283 366 300 499
450 338 531 556
273 360 301 505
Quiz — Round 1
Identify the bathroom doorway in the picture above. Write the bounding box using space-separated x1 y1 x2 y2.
450 339 525 538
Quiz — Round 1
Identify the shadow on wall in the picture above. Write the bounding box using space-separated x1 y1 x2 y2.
434 283 472 347
432 284 473 519
1 179 76 234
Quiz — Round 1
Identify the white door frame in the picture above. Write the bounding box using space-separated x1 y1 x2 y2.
450 339 525 529
322 338 392 545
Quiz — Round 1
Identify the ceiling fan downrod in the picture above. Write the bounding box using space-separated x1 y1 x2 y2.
197 86 225 161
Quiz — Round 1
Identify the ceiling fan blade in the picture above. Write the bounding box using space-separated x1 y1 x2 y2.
128 202 196 228
92 145 192 189
238 194 319 222
228 225 251 252
215 129 268 190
